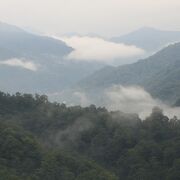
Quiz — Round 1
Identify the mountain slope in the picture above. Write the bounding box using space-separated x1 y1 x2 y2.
77 42 180 103
0 22 72 60
111 27 180 53
0 23 104 93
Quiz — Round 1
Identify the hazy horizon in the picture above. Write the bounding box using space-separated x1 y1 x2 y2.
0 0 180 37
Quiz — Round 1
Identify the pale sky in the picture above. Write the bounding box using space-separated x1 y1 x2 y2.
0 0 180 37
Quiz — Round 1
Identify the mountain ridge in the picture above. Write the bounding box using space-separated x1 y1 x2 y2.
0 22 73 61
111 27 180 52
0 22 104 93
76 42 180 103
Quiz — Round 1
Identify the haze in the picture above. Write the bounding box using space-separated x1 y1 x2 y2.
0 0 180 37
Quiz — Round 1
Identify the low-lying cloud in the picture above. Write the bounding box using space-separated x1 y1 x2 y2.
49 85 180 119
105 85 180 119
0 58 38 71
53 117 93 148
60 36 145 63
73 91 90 107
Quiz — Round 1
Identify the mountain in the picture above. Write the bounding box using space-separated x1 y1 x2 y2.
111 27 180 53
0 22 72 60
0 22 104 93
3 23 180 101
77 42 180 103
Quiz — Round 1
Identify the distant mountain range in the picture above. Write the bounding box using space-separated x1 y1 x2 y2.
0 22 104 93
111 27 180 53
1 22 180 102
77 42 180 104
0 22 73 60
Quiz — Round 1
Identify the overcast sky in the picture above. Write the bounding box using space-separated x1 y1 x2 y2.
0 0 180 37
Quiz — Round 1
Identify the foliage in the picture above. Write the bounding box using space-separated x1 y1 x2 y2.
0 92 180 179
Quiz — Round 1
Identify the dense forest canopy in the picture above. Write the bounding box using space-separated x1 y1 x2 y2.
0 92 180 180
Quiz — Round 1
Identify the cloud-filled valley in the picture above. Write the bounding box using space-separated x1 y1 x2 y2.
1 1 180 178
59 36 145 63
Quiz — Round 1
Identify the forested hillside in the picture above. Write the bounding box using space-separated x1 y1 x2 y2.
77 42 180 103
0 92 180 179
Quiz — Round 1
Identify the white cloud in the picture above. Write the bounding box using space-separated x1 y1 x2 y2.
59 36 145 62
50 85 180 119
105 85 180 119
0 58 38 71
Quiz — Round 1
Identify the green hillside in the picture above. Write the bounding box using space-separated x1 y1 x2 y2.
0 92 180 179
77 43 180 103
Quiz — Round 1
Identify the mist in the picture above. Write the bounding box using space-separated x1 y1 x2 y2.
60 36 145 62
51 85 180 119
52 117 94 148
1 0 180 37
105 85 180 119
0 58 38 71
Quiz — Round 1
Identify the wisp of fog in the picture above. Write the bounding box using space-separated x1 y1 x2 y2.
0 58 38 71
50 85 180 119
